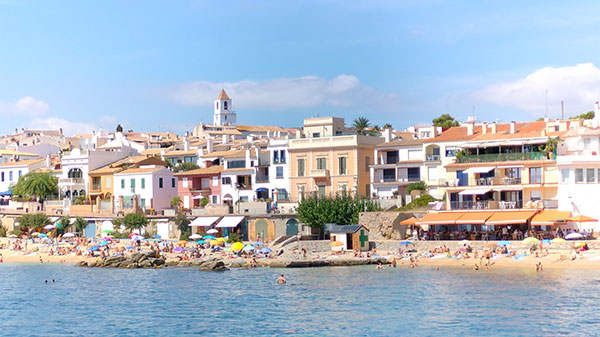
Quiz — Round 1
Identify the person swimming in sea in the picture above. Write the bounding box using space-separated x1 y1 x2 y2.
277 274 286 284
473 264 479 271
376 263 384 269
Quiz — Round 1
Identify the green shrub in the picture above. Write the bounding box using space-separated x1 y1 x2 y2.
0 223 7 237
397 194 438 211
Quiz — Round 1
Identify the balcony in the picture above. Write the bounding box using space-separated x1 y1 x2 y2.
310 169 330 178
426 154 441 162
449 200 523 210
59 178 85 185
502 177 521 185
256 176 269 183
457 151 546 163
90 184 101 192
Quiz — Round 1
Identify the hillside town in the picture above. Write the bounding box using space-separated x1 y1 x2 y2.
1 89 600 244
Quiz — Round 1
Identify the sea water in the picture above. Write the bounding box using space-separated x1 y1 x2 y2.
1 263 599 336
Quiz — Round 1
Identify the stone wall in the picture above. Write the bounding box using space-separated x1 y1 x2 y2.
359 211 419 240
286 240 331 253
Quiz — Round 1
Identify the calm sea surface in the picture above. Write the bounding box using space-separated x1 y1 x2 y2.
1 263 599 336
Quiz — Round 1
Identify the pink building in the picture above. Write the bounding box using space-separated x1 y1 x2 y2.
175 166 223 210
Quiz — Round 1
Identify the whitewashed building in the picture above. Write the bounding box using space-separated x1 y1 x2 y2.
114 165 177 214
0 158 45 194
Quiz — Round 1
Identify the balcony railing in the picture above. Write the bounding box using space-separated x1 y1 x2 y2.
457 151 546 163
450 200 523 210
59 178 85 185
426 154 441 161
256 176 269 183
502 177 521 185
91 184 101 191
310 169 330 178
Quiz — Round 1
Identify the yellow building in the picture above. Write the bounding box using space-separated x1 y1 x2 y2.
88 156 167 202
288 134 384 201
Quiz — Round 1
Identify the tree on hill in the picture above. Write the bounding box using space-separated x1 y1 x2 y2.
432 114 460 129
174 162 199 172
352 117 371 136
12 172 58 204
570 111 594 120
116 124 123 132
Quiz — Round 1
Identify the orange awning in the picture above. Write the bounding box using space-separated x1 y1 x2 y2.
531 210 572 226
485 210 537 225
566 215 598 222
400 217 418 225
455 212 494 225
415 212 465 225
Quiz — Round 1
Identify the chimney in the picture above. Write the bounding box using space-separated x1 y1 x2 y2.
160 149 165 161
466 123 474 136
183 138 189 151
482 122 487 134
510 121 516 134
384 128 392 142
247 135 254 143
295 129 302 139
267 130 271 138
60 128 63 136
207 138 213 153
198 147 204 157
222 134 227 144
491 122 497 134
245 149 251 168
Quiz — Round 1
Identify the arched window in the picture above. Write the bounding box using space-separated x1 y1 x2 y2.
65 190 71 198
79 189 86 197
216 102 219 110
68 168 83 179
224 101 228 110
72 190 78 197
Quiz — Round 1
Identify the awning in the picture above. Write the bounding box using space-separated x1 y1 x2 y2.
455 212 494 225
531 210 572 226
463 166 495 174
189 216 220 227
216 216 245 228
400 217 418 225
497 165 524 169
566 215 598 222
192 195 205 200
485 211 537 225
415 212 465 225
458 188 491 195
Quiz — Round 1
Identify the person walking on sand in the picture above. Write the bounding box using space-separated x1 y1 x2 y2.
277 274 286 284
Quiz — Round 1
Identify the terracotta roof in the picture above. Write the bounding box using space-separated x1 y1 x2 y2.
0 149 39 157
216 89 230 100
375 138 423 148
236 125 295 133
174 166 224 176
222 167 254 173
164 150 198 157
204 130 242 136
202 148 257 159
425 121 566 144
0 158 44 167
116 167 166 174
89 156 166 175
140 148 164 156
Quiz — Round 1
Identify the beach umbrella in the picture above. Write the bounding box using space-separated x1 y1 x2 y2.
38 233 48 238
31 232 40 236
173 247 184 252
189 234 202 240
152 234 161 239
217 237 227 242
575 242 586 247
126 246 134 250
497 240 511 246
565 233 584 240
196 240 205 244
551 238 567 244
99 241 109 246
243 245 255 251
44 224 55 230
63 233 75 238
253 241 264 246
207 229 218 234
523 237 539 245
8 234 17 238
399 240 412 245
260 247 272 254
128 233 139 238
231 242 244 251
152 238 161 242
177 240 187 246
101 230 112 234
331 241 344 247
88 246 100 251
203 235 216 240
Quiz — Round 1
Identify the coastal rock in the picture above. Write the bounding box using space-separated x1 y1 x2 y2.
103 256 126 267
77 261 88 267
165 260 179 267
139 260 153 268
199 260 229 271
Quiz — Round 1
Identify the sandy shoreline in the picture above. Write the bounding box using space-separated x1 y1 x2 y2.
2 237 600 271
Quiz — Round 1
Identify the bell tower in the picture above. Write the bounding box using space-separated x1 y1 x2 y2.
214 89 236 126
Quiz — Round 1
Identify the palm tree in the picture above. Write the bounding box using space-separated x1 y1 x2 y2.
73 216 89 236
352 117 371 136
383 123 393 129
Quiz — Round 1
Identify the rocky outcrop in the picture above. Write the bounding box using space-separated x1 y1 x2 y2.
359 211 416 240
77 250 166 269
198 260 229 271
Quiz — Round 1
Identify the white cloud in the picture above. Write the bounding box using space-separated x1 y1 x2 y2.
0 96 50 116
168 75 400 112
472 63 600 116
26 117 96 136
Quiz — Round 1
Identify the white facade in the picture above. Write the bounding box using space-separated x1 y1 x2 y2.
370 141 425 199
220 150 256 203
114 166 177 213
213 89 237 126
58 146 138 199
0 159 45 193
557 127 600 230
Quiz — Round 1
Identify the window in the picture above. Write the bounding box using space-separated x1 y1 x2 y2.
0 172 3 182
131 179 135 192
106 177 112 188
227 160 245 169
278 189 288 200
445 147 457 157
141 198 146 209
312 132 320 138
318 185 326 198
9 171 12 181
407 167 420 181
297 159 305 177
212 195 218 204
383 169 395 182
182 177 188 188
338 157 347 175
529 167 541 184
316 157 327 170
365 156 370 171
222 177 231 185
280 150 286 163
216 102 218 110
530 190 541 201
121 179 125 189
338 183 347 193
141 178 145 189
273 151 279 163
584 138 592 150
587 168 595 183
386 151 398 164
159 177 163 188
276 166 284 179
68 168 83 178
505 168 521 178
172 178 176 188
576 168 584 183
18 170 21 178
212 176 219 186
561 169 570 183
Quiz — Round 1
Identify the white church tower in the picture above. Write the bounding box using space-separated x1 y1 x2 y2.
213 89 237 126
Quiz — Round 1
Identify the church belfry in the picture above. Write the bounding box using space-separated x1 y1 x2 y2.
213 89 237 126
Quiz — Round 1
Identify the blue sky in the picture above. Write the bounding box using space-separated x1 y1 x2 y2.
2 0 600 135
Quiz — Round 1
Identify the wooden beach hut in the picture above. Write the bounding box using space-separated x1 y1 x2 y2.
326 224 370 251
